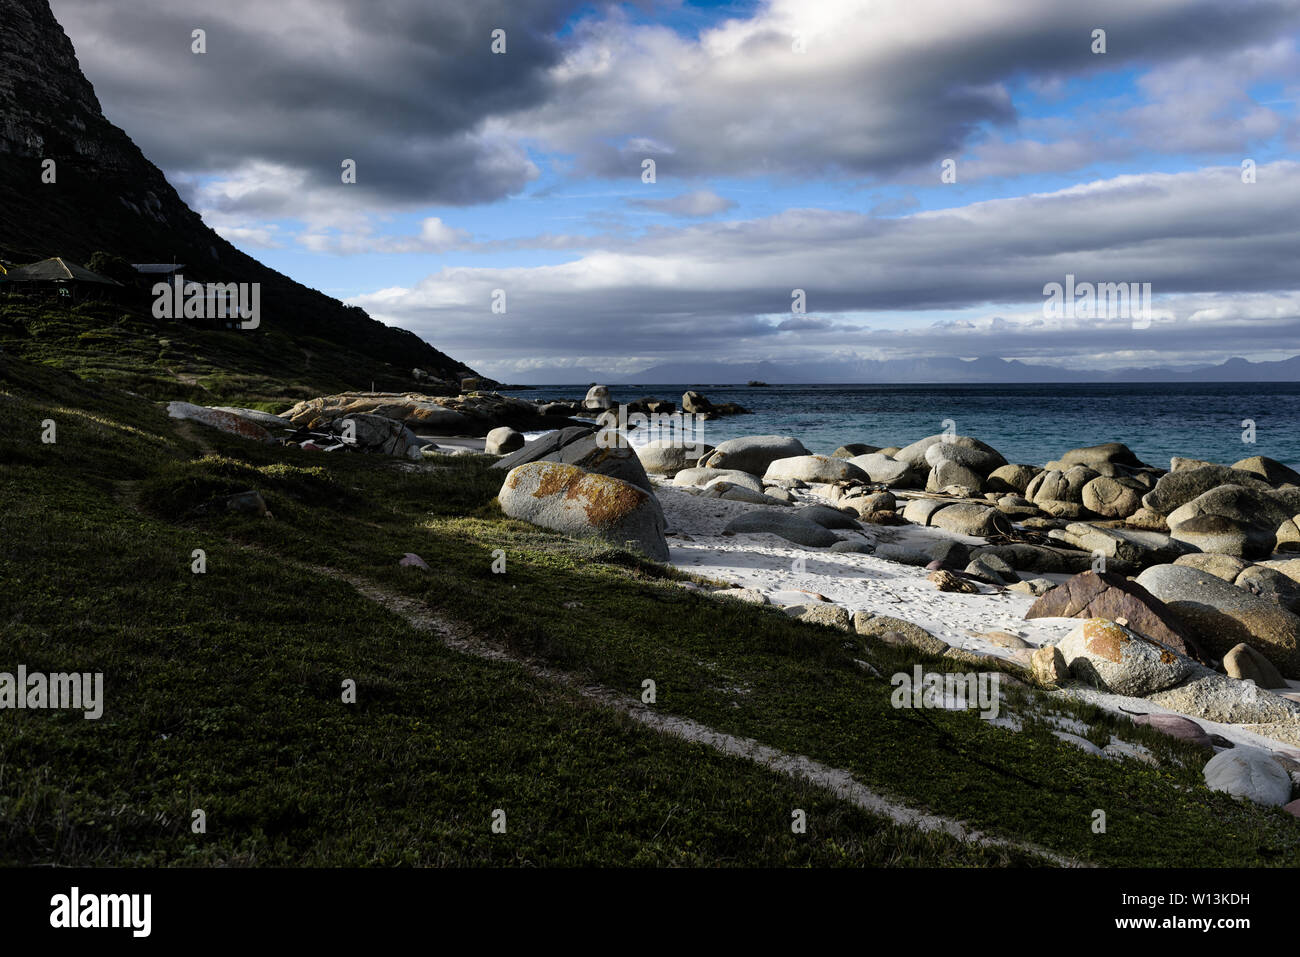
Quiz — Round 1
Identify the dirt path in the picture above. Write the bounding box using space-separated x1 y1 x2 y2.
308 560 1086 867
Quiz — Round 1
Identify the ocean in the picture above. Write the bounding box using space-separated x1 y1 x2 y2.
502 382 1300 471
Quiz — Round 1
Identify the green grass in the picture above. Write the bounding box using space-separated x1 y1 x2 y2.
1 352 1297 867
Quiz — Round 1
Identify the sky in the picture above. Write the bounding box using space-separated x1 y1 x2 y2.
48 0 1300 381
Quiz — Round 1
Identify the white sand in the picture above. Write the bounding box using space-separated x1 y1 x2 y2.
658 479 1300 758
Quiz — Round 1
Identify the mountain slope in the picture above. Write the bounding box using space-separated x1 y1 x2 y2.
0 0 478 390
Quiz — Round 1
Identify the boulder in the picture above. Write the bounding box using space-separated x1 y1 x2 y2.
583 384 613 411
1146 666 1300 723
1203 748 1294 807
498 462 668 561
796 504 862 530
986 464 1040 494
925 459 984 493
1136 564 1300 677
1056 618 1192 696
681 391 714 415
927 504 1011 538
1235 564 1300 613
924 441 1006 477
322 413 427 460
893 434 1004 472
1048 523 1187 568
207 406 294 430
1025 570 1201 659
284 391 554 434
1081 476 1144 518
1232 455 1300 488
701 436 810 477
1172 552 1251 581
978 543 1117 576
1130 713 1213 749
673 467 764 493
764 455 868 484
1045 442 1149 477
833 443 879 459
853 613 948 655
797 604 853 631
1166 485 1289 559
722 512 841 548
1141 465 1273 515
1026 465 1099 506
701 482 772 505
491 426 652 493
1031 645 1069 684
846 453 918 488
484 427 525 455
1222 643 1288 690
636 440 713 477
167 401 275 443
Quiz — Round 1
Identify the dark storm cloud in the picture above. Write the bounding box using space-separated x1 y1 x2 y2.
49 0 591 205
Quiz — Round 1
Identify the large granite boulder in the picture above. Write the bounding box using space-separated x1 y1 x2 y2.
893 434 1005 473
673 467 764 493
1146 665 1300 723
722 511 840 548
1081 475 1144 518
498 462 668 560
764 455 868 484
583 384 613 411
925 459 985 493
846 453 918 487
1165 485 1291 559
1049 523 1189 568
485 427 524 455
167 401 275 443
701 436 809 476
1056 618 1193 696
1136 564 1300 677
1203 748 1294 806
1025 570 1201 660
987 464 1040 494
1232 456 1300 488
323 413 426 460
1045 442 1150 477
1141 465 1273 515
1026 465 1099 506
491 426 652 493
636 440 714 477
928 503 1011 538
924 440 1007 477
284 391 563 435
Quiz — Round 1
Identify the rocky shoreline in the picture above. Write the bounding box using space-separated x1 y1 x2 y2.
165 390 1300 812
489 421 1300 813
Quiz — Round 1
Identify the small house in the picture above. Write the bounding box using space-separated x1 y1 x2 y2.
2 257 123 301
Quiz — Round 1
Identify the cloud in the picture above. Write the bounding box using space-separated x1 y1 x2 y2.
509 0 1300 183
49 0 582 209
629 189 737 216
348 162 1300 368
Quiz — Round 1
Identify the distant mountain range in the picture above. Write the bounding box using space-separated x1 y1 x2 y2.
501 355 1300 386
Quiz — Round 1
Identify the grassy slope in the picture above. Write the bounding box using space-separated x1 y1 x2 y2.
0 294 438 406
1 326 1298 866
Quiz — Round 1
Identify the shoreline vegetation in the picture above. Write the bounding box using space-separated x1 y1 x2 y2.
4 305 1300 863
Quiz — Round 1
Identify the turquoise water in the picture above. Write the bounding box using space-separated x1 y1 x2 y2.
504 382 1300 471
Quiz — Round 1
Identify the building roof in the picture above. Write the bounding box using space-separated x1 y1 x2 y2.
6 257 122 285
